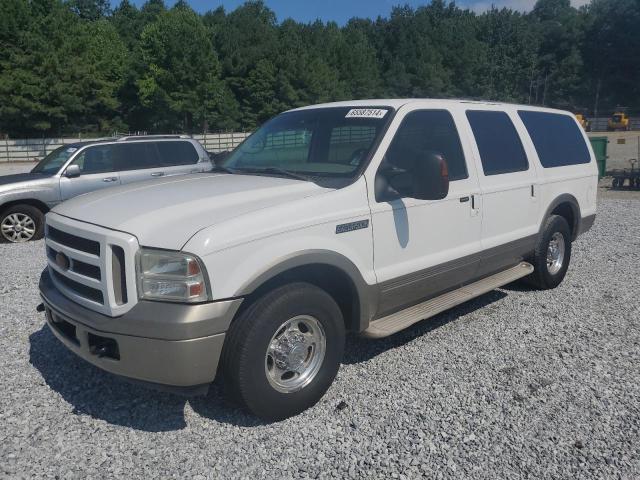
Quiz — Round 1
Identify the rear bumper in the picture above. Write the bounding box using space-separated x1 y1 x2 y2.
39 269 241 388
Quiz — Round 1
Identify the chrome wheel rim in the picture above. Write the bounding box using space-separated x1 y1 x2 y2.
1 213 36 243
265 315 326 393
546 232 565 275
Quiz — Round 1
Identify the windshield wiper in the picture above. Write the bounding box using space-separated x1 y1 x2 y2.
235 167 312 182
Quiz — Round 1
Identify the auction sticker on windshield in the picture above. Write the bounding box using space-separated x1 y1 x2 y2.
345 109 388 119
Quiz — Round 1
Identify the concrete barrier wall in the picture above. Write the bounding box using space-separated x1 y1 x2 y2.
588 132 640 172
0 132 252 163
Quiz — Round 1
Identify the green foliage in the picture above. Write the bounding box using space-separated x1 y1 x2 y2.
137 4 222 132
0 0 638 136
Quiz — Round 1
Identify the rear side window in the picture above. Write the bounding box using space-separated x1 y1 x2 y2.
518 111 591 167
156 141 199 166
466 111 529 176
385 110 468 181
115 143 161 171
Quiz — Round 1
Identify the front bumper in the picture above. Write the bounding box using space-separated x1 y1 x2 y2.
39 269 242 389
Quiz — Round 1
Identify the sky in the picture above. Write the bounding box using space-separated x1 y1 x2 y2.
122 0 591 24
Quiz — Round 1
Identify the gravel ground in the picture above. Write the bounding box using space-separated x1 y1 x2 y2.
0 165 639 478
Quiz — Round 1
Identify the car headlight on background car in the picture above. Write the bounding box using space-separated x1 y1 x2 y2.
136 249 210 303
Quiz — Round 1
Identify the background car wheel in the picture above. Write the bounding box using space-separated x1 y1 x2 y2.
525 215 572 290
0 205 44 243
221 282 345 421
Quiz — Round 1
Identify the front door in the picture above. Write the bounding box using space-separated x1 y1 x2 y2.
368 106 483 317
59 145 120 201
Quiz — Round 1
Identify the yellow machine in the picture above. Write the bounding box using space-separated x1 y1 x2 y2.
575 114 591 131
608 112 630 131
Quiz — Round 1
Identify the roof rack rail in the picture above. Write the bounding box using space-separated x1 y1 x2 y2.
116 134 191 142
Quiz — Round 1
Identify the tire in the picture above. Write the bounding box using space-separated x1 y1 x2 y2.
221 282 345 421
525 215 572 290
0 204 45 243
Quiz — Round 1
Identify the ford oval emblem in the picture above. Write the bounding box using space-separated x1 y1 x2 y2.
55 252 70 270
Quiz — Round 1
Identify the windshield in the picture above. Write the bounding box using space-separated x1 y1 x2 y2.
223 107 392 186
31 146 78 174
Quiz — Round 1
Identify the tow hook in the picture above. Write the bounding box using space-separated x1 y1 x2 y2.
90 345 109 358
36 303 45 313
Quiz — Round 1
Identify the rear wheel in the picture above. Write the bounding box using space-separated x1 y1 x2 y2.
525 215 572 290
0 205 44 243
221 282 345 421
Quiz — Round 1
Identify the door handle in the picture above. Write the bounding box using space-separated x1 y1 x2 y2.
102 177 117 182
459 196 470 203
151 172 164 177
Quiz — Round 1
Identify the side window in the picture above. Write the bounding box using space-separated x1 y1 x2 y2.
383 110 468 187
156 141 200 166
116 143 160 171
71 146 116 174
466 111 529 176
327 125 377 167
518 111 591 167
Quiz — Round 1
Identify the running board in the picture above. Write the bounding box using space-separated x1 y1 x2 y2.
363 262 534 339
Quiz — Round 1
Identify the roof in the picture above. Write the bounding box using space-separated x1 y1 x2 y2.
63 135 193 147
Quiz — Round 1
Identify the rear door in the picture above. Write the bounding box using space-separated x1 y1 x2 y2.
154 141 204 176
59 145 120 200
464 108 539 275
116 142 165 185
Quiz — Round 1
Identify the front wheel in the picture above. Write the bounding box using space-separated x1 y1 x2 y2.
525 215 572 290
221 282 345 421
0 204 44 243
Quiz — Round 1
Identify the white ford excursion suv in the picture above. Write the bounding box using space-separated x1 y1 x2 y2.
38 99 597 420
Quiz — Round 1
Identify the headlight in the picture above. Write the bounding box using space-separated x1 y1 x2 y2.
136 249 210 303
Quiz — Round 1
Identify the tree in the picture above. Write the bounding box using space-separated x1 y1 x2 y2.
137 4 223 132
0 0 126 135
2 0 640 136
582 0 640 114
67 0 110 20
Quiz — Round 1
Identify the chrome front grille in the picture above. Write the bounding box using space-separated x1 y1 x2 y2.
45 213 139 317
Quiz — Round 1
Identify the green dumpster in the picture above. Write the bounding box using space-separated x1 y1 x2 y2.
589 137 608 179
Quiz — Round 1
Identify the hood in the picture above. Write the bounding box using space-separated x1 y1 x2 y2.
53 173 330 250
0 172 52 190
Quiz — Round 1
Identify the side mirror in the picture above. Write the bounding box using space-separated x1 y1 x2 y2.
209 150 230 165
412 152 449 201
64 164 81 178
375 152 449 202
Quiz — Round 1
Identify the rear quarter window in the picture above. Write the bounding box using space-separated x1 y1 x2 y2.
156 141 200 166
518 111 591 168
